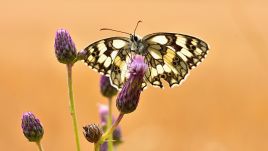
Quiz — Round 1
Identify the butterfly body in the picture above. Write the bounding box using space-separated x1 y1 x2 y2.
81 32 209 90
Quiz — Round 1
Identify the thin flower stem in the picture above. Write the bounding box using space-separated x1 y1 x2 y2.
67 64 81 151
36 141 44 151
107 97 113 151
100 113 124 142
94 143 100 151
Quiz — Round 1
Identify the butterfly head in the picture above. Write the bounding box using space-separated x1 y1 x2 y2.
130 34 144 53
130 34 141 43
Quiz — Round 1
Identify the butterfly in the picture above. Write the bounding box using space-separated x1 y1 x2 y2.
80 21 209 90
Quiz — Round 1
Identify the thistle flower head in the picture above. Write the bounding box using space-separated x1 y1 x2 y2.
83 124 103 143
54 29 77 64
100 75 118 98
21 112 44 142
128 55 148 76
116 55 148 114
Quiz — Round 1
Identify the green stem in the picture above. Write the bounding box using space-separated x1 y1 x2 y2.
36 141 44 151
107 97 113 151
67 64 81 151
94 143 100 151
100 113 124 143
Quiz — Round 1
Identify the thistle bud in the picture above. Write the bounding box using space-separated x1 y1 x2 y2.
21 112 44 142
116 55 148 114
100 75 118 98
54 29 77 64
83 124 103 143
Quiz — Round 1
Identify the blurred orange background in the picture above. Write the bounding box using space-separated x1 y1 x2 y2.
1 0 268 150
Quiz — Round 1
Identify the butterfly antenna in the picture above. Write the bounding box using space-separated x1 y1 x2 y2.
100 28 131 35
133 20 142 36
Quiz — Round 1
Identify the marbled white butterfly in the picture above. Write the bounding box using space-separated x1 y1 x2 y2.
80 21 209 89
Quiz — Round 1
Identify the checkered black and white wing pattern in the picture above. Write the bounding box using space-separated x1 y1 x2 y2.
110 48 133 89
143 33 209 88
82 37 131 89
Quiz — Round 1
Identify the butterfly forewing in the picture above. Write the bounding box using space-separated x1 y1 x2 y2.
143 33 209 69
83 37 131 89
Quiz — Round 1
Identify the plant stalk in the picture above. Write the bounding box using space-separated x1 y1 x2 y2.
36 141 44 151
67 64 81 151
94 143 100 151
107 97 113 151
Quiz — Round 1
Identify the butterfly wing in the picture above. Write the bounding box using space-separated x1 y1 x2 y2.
144 32 209 68
110 48 133 89
82 37 131 89
143 44 189 88
143 33 209 87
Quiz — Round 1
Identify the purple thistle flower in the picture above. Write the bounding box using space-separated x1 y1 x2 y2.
116 55 148 114
21 112 44 142
100 75 118 98
83 124 103 143
54 29 77 64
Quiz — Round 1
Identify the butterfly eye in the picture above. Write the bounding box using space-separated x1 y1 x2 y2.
134 36 138 41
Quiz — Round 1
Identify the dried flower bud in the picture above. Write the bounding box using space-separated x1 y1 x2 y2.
21 112 44 142
116 55 148 114
83 124 103 143
100 75 118 98
54 29 77 64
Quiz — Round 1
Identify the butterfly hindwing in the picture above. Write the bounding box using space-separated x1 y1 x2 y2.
110 48 132 89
